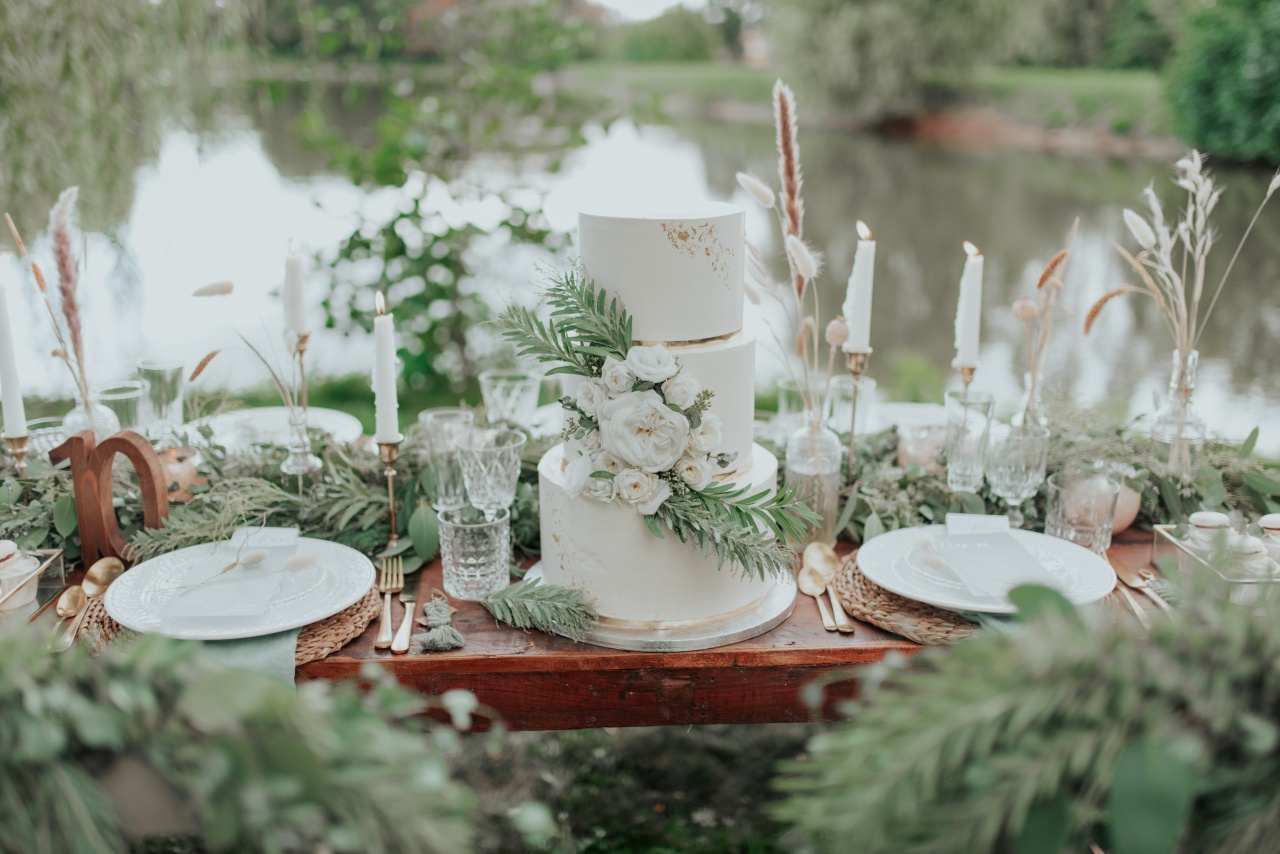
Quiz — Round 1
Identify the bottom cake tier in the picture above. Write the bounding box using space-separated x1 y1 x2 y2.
537 442 795 649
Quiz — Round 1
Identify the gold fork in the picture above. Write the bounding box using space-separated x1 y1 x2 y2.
374 556 404 650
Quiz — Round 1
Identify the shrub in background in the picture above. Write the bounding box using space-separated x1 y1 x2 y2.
618 7 719 62
1168 0 1280 163
768 0 1018 119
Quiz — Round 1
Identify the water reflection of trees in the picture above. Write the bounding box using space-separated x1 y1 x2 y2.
687 119 1280 410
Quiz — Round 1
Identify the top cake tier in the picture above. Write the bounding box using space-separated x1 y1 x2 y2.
578 203 745 343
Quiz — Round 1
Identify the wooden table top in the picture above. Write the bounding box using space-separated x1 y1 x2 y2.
297 532 1158 731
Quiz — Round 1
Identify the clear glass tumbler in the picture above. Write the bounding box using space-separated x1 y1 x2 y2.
479 370 541 429
438 506 511 601
93 380 150 433
456 428 527 519
421 408 474 511
138 357 185 440
985 423 1051 528
1044 471 1121 556
944 390 994 493
824 375 877 435
25 417 66 457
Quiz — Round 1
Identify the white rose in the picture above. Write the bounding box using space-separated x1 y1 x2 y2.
582 475 616 503
675 455 713 490
688 412 722 454
597 390 690 473
625 344 678 383
593 451 625 474
566 429 602 460
562 451 595 499
662 372 700 409
615 468 672 516
575 378 610 416
601 357 634 396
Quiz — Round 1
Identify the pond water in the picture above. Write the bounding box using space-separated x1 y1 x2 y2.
3 83 1278 450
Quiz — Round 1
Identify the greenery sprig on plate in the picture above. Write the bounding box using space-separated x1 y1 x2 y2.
498 268 816 580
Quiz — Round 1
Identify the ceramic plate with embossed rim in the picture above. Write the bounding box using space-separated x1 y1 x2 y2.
856 525 1116 614
104 538 375 640
189 406 364 451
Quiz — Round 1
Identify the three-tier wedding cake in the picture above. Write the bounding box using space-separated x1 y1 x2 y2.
536 202 795 650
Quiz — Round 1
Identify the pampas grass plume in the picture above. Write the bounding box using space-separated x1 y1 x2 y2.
193 281 234 297
785 235 818 280
735 172 775 209
1084 287 1134 334
3 214 26 256
1123 209 1156 249
189 350 221 382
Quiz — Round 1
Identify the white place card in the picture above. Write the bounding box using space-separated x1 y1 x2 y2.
945 513 1011 536
931 533 1061 600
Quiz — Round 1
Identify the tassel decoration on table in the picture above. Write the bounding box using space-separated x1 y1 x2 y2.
414 591 464 652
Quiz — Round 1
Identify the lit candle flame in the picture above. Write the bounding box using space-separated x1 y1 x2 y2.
857 220 872 240
375 290 386 315
963 240 980 257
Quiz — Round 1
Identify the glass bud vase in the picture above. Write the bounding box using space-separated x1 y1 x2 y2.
784 415 842 547
280 408 323 476
1151 349 1206 481
1011 371 1048 429
62 396 121 442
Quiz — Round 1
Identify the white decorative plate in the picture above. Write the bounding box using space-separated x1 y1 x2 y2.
104 538 375 640
191 406 364 450
856 525 1116 615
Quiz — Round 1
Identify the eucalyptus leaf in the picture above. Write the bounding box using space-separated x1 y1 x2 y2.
1239 427 1259 458
1013 795 1071 854
53 496 78 538
408 502 440 562
861 511 885 543
1108 738 1199 854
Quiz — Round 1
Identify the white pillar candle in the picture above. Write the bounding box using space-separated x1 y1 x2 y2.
372 291 400 442
841 220 876 353
953 241 984 367
0 281 28 438
283 250 310 338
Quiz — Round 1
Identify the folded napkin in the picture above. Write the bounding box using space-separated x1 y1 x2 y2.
162 547 288 619
201 629 302 685
927 533 1061 600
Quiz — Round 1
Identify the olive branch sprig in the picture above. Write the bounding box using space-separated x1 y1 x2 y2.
498 266 632 377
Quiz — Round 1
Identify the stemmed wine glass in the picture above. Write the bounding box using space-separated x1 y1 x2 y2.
455 428 527 521
985 423 1051 528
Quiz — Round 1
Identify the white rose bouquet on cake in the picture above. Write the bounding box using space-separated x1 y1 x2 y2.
498 268 816 579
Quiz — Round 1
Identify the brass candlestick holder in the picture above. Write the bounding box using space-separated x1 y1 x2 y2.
956 364 977 398
845 349 872 484
378 434 404 548
4 434 29 478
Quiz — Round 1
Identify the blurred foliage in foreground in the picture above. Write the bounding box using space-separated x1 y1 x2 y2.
777 572 1280 853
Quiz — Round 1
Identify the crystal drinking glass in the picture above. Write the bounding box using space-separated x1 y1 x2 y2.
944 390 994 493
138 357 185 441
479 370 540 429
438 506 511 600
1045 470 1121 556
93 380 150 433
25 418 66 457
420 408 474 512
985 423 1051 528
824 375 877 435
456 428 527 519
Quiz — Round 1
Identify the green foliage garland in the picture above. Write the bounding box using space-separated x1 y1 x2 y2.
775 572 1280 854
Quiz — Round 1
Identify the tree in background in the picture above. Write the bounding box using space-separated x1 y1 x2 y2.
619 6 719 62
768 0 1018 119
1002 0 1185 69
1169 0 1280 163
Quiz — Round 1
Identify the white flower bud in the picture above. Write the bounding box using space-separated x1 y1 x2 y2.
735 172 776 209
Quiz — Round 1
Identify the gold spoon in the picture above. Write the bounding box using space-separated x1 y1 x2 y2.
52 557 125 653
798 564 837 632
804 542 854 634
50 585 87 642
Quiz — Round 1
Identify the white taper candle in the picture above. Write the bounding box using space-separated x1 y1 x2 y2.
841 220 876 353
284 250 310 338
953 241 984 367
0 281 28 438
372 291 400 442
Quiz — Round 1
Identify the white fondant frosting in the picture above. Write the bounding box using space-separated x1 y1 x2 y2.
578 203 745 343
669 333 755 467
538 443 780 624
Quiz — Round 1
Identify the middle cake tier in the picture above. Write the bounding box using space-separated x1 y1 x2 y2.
664 332 756 471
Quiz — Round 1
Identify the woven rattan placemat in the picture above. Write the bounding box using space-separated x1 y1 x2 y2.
79 586 381 665
834 554 1134 645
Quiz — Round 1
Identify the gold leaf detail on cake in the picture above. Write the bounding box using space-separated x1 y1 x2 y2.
660 221 732 288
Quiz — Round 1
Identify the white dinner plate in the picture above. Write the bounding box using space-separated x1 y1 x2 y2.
191 406 364 451
856 525 1116 615
105 538 375 640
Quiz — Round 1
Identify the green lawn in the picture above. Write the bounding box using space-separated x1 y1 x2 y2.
972 65 1171 138
566 59 1172 139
